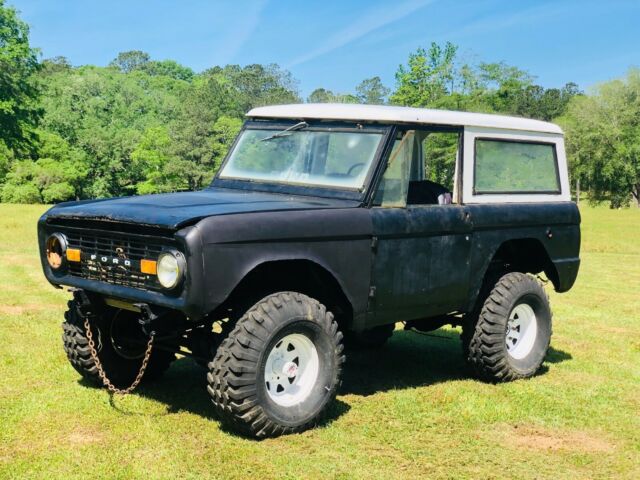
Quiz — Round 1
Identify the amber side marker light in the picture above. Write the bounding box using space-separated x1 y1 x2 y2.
140 259 157 275
66 248 81 262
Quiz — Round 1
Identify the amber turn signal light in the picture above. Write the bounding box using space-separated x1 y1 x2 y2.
140 259 157 275
66 248 81 262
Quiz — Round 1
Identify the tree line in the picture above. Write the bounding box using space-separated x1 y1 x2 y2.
1 1 638 207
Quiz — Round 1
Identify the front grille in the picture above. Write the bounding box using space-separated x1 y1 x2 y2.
59 228 174 290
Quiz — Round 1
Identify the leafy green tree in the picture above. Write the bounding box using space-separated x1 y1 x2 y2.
168 65 299 190
484 67 533 114
0 139 14 183
141 59 194 81
168 76 234 190
109 50 151 73
476 62 533 90
410 60 532 114
35 157 83 202
355 76 390 105
1 129 88 203
205 63 300 112
0 163 42 202
0 0 41 157
307 88 358 103
131 126 183 194
392 49 577 121
336 93 359 104
510 82 581 121
210 116 242 170
307 88 335 103
39 65 188 197
41 56 72 75
1 156 85 204
560 69 640 208
390 42 457 107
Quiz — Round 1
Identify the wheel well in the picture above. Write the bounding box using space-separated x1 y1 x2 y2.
488 238 559 289
467 238 559 315
218 260 353 330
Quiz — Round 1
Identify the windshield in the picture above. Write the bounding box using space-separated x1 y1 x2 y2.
218 127 384 190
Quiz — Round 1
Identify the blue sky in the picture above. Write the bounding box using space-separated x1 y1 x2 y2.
15 0 640 98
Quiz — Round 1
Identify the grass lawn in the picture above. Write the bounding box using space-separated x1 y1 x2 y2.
0 203 638 479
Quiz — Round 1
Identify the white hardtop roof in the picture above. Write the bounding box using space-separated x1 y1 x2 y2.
247 103 563 135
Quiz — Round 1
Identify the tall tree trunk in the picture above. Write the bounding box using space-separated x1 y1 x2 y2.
576 178 580 205
633 183 640 208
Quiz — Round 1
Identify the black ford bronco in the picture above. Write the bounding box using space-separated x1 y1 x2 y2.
39 104 580 438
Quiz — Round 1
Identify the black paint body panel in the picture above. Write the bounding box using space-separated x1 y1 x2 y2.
42 187 360 229
370 205 473 325
465 202 581 303
194 208 373 325
39 185 580 329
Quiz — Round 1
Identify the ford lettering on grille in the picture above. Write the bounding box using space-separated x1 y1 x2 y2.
53 228 171 290
87 253 139 269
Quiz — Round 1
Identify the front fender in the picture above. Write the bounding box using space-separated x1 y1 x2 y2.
194 208 373 317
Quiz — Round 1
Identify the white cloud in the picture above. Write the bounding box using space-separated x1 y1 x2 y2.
287 0 435 67
217 0 269 64
393 2 573 60
449 3 571 40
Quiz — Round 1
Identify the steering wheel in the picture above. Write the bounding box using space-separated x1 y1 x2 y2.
347 162 366 176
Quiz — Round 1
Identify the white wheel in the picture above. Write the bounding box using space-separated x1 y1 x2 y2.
208 292 344 437
464 273 552 382
264 333 320 407
506 303 538 360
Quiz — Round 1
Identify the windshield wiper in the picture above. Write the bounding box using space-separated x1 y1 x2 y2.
260 121 308 142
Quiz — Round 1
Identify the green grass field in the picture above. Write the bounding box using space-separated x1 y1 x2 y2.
0 203 638 479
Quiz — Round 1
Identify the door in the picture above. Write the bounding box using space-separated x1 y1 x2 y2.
368 127 472 326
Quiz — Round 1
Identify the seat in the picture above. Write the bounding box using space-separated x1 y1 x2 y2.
407 180 452 205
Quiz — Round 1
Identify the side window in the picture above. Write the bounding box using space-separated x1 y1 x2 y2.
374 129 460 207
422 132 459 193
474 139 560 193
373 130 419 207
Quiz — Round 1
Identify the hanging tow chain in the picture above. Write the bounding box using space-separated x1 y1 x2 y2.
83 317 155 395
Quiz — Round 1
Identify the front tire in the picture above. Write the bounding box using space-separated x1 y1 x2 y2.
62 300 175 388
207 292 344 438
462 272 552 382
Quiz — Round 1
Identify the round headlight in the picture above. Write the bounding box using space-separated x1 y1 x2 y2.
157 250 185 289
46 233 67 270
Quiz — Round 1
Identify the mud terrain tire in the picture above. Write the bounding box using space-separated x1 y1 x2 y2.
207 292 344 438
62 300 175 388
463 273 552 382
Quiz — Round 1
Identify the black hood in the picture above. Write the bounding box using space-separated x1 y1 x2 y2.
43 187 361 230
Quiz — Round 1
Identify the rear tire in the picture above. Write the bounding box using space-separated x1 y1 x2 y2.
207 292 344 438
62 300 175 388
462 272 552 382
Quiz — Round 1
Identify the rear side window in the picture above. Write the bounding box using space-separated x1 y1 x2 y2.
474 139 560 194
